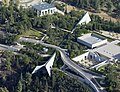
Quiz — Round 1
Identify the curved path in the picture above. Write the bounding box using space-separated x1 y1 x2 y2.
19 37 105 92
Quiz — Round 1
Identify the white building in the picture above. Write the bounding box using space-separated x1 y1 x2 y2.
92 41 120 61
77 33 107 49
72 51 106 63
73 40 120 69
32 2 58 16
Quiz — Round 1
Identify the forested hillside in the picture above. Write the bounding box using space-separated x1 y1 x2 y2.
0 50 90 92
0 0 120 92
61 0 120 18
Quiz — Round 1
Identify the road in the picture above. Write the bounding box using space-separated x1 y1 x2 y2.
19 37 105 92
0 44 21 51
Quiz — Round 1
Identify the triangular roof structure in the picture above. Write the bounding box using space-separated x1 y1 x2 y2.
32 52 56 76
77 12 91 25
71 12 91 33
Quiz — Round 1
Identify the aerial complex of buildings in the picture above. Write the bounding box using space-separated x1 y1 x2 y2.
0 0 120 92
73 34 120 69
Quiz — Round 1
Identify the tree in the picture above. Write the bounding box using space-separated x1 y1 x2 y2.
16 80 22 92
4 58 11 70
94 0 101 12
0 87 9 92
85 0 90 8
16 0 20 6
25 73 32 86
9 14 14 25
22 55 31 65
107 0 115 13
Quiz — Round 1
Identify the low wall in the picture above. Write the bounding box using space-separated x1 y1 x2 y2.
72 52 89 62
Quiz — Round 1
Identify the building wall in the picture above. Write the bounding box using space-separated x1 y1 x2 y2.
88 52 107 62
77 38 92 48
34 7 57 17
77 38 107 49
72 52 89 62
72 51 107 63
92 39 107 48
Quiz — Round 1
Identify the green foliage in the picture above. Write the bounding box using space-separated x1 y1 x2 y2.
24 73 32 86
104 64 120 92
52 69 90 92
0 2 120 92
16 80 22 92
63 0 117 13
22 55 31 65
0 87 9 92
0 4 34 34
55 3 65 11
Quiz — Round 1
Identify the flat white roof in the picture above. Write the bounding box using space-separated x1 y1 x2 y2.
78 33 105 45
93 42 120 60
33 2 55 11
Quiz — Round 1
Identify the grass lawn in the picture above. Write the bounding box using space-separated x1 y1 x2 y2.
19 28 44 39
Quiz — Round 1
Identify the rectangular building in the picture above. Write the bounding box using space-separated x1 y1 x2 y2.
77 33 107 49
32 2 57 16
93 42 120 61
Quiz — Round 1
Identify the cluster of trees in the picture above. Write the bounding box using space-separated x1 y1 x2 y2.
32 12 81 31
61 0 116 13
52 69 90 92
0 0 35 34
99 63 120 92
111 0 120 18
0 49 90 92
62 0 120 18
86 14 120 33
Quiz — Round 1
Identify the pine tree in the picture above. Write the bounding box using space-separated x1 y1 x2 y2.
16 80 22 92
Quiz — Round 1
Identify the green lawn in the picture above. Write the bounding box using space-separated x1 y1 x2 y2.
19 29 44 39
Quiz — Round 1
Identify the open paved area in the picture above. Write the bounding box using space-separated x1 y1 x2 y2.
78 59 98 68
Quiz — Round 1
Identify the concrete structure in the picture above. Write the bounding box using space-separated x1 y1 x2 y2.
72 51 107 68
32 52 56 76
32 2 57 16
77 33 107 49
92 41 120 61
71 12 91 33
73 40 120 69
19 0 44 3
90 60 109 70
72 52 107 63
0 44 22 51
77 12 91 25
